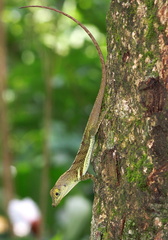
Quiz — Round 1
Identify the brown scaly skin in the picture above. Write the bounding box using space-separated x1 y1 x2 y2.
20 5 106 207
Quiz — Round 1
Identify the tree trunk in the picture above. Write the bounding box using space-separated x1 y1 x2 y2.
0 0 14 211
40 49 53 238
91 1 168 239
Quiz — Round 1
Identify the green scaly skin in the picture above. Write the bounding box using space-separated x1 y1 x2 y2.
21 5 106 207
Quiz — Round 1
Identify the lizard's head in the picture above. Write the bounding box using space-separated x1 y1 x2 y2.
50 173 79 207
50 187 62 207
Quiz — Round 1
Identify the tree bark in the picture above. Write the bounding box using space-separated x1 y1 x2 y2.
91 0 168 239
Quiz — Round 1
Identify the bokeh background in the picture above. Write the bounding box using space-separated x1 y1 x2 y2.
0 0 108 239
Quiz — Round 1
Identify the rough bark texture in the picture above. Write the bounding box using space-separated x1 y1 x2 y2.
91 0 168 239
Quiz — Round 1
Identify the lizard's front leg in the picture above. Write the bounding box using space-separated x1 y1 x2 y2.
81 172 96 182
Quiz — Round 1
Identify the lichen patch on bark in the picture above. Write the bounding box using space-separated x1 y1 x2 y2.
91 1 168 239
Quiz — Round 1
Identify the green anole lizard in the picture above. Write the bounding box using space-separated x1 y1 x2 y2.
20 5 106 207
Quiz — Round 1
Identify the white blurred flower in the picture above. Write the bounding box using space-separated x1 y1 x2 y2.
8 198 41 237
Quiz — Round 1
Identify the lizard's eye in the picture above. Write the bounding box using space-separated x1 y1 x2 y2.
55 189 60 197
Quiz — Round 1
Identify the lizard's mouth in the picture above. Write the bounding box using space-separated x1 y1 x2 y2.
51 199 61 207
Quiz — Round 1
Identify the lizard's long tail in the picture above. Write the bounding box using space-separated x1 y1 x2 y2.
20 5 105 74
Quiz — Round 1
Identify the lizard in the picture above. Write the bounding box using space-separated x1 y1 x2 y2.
20 5 107 207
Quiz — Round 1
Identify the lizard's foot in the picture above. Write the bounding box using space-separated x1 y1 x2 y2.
81 173 96 182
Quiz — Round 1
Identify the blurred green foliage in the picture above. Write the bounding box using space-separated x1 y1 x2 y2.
1 0 109 239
